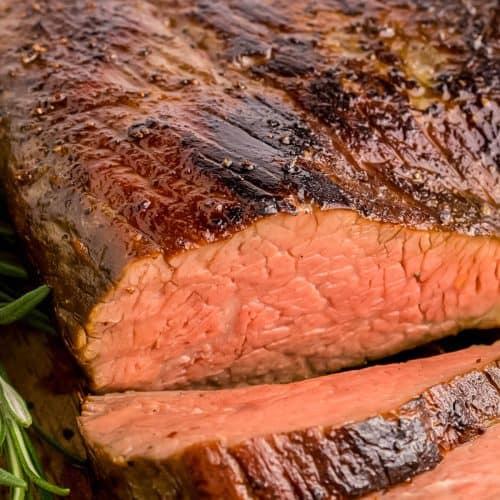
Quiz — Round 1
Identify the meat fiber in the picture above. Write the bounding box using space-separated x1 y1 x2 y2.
79 342 500 499
0 0 499 391
369 424 500 499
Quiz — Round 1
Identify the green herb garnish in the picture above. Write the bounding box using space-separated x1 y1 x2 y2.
0 210 70 498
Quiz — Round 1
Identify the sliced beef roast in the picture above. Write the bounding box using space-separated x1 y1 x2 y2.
79 342 500 499
1 0 499 391
369 424 500 499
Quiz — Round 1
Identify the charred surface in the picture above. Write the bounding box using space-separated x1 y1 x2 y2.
193 0 500 234
214 362 500 499
93 360 500 499
0 0 498 325
405 369 500 450
229 416 440 499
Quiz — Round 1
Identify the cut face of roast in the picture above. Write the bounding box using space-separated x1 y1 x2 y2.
79 343 500 499
0 0 499 391
85 211 500 391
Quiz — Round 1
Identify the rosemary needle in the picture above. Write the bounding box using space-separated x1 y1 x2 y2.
6 431 26 500
0 291 56 335
0 213 72 498
20 427 55 500
0 376 32 427
0 261 28 279
0 468 27 489
7 420 70 496
0 285 50 325
0 374 70 498
0 411 5 448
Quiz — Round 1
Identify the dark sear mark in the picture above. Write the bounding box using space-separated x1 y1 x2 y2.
0 0 498 277
186 0 499 236
252 36 320 78
0 0 498 322
230 417 441 499
83 358 499 497
171 361 500 499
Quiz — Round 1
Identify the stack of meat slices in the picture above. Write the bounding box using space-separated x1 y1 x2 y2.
80 344 500 498
0 0 498 497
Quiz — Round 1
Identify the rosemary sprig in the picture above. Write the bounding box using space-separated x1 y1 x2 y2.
0 376 70 497
0 291 56 336
0 467 26 490
0 286 51 325
0 261 28 280
0 212 71 497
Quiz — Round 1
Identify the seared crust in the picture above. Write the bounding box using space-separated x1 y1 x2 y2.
177 362 500 499
0 1 498 315
1 0 498 238
0 0 499 379
89 360 500 499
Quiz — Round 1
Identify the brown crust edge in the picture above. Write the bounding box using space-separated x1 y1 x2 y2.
88 360 500 499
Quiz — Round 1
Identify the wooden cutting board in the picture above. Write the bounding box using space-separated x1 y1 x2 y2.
0 325 92 499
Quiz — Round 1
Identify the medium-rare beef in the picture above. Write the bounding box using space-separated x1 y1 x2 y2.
79 343 500 499
369 424 500 499
1 0 499 391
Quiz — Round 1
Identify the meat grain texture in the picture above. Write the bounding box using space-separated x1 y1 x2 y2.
0 0 499 391
80 343 500 499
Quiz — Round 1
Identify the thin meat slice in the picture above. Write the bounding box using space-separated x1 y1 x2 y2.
369 424 500 500
1 0 499 391
80 342 500 499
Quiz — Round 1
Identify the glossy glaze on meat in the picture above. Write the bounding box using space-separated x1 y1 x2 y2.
80 343 500 499
2 1 498 251
0 0 499 391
